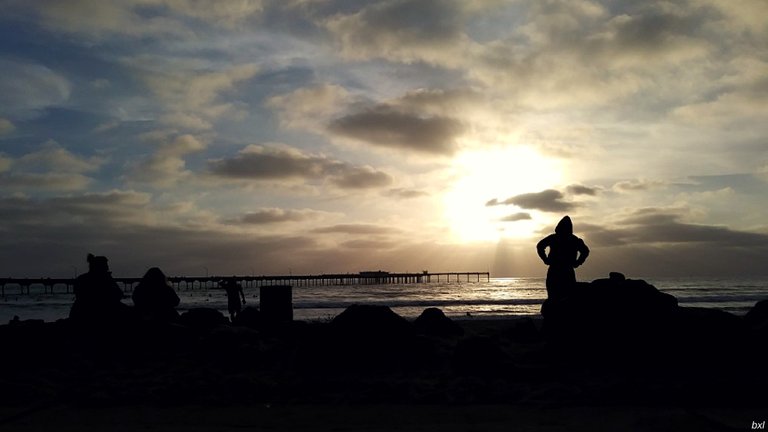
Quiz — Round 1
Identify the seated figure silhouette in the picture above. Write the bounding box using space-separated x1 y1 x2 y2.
69 253 126 323
536 216 590 300
132 267 180 322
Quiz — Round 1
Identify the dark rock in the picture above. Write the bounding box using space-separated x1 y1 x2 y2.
414 307 463 337
542 273 680 359
8 316 45 327
234 306 262 329
330 304 413 338
542 272 754 367
322 305 416 371
671 307 749 366
179 308 228 330
744 299 768 330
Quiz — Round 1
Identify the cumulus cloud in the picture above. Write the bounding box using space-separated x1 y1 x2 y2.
331 166 393 189
0 155 11 173
208 145 392 189
0 118 15 135
0 59 70 118
267 84 353 130
0 190 153 230
227 208 330 225
487 189 574 212
612 178 667 192
139 61 259 130
340 239 398 250
324 0 468 65
329 106 464 155
0 141 104 191
580 208 768 248
384 188 430 199
0 191 330 277
130 133 206 187
269 85 472 156
311 224 400 235
566 184 599 196
5 0 266 39
500 212 532 222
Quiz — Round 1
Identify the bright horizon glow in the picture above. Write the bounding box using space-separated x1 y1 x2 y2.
442 146 564 243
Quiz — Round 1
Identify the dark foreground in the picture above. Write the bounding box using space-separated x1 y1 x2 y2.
2 275 768 431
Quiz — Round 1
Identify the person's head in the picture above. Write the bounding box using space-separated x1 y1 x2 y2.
141 267 168 285
86 253 110 274
554 215 573 235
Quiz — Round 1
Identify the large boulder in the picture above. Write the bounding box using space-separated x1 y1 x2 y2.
414 307 463 337
542 272 751 366
324 305 416 371
330 304 413 338
541 273 679 360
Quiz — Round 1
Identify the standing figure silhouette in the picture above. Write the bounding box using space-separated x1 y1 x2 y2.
536 216 590 300
223 278 246 323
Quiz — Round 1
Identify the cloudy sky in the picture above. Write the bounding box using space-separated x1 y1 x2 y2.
1 0 767 278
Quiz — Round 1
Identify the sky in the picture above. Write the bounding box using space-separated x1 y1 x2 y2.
1 0 767 279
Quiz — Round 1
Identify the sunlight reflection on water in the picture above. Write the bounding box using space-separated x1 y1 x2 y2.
1 276 765 322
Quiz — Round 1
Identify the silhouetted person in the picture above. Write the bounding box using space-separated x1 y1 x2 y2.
70 253 126 323
537 216 589 300
223 278 245 322
132 267 180 322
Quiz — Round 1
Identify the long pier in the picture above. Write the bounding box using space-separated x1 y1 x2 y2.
0 271 490 295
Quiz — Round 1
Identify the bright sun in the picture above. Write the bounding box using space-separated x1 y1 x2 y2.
442 146 565 243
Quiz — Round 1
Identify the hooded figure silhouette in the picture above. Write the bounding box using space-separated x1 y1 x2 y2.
536 216 590 299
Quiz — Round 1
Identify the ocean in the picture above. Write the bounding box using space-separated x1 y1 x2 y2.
1 276 766 323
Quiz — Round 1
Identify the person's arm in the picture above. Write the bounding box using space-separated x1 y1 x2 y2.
574 238 590 267
536 236 552 264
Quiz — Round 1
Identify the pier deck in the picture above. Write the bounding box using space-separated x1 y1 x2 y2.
0 272 490 295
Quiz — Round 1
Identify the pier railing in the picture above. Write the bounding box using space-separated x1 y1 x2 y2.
0 272 490 295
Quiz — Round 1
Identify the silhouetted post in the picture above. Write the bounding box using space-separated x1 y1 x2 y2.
260 284 293 324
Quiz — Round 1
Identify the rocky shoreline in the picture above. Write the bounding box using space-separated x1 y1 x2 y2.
1 275 767 430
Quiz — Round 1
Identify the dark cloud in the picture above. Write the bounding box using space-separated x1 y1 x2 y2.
226 208 324 225
208 145 392 189
609 11 702 54
612 179 667 192
0 192 323 277
566 184 598 196
384 188 430 199
328 106 464 155
340 239 398 249
487 189 575 212
0 191 151 227
325 0 464 62
581 210 768 248
500 212 531 222
331 166 393 189
311 224 399 235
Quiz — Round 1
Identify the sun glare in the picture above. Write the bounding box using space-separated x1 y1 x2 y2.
443 146 564 243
